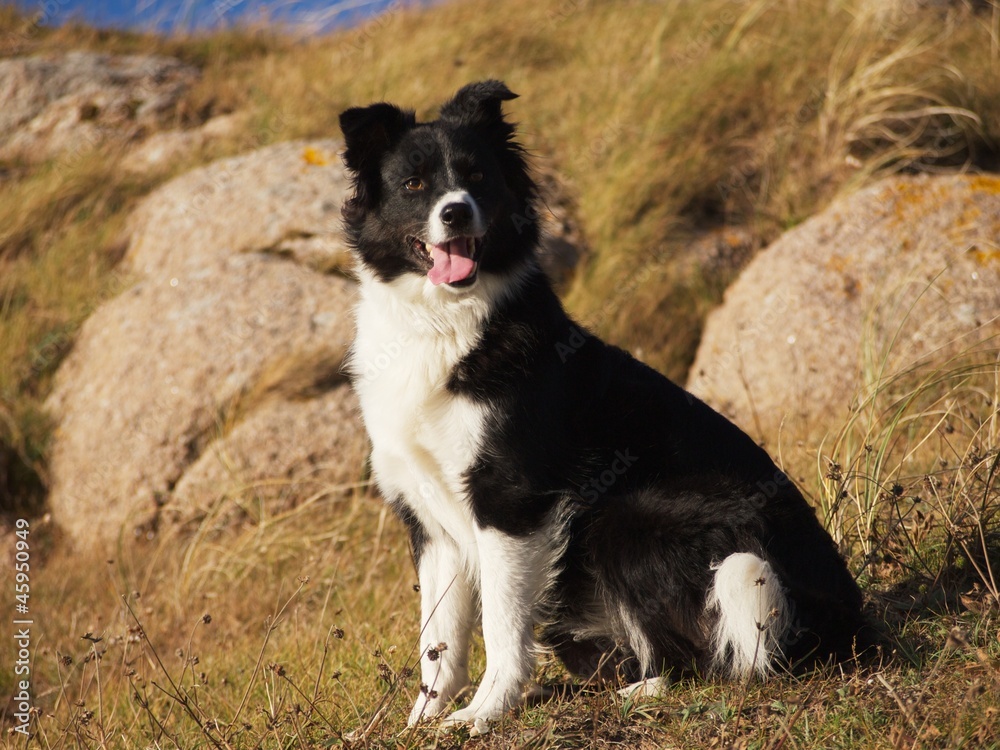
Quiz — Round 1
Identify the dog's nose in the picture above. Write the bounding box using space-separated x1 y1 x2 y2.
440 202 473 227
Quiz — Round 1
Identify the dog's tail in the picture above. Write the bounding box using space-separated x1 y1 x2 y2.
705 552 791 679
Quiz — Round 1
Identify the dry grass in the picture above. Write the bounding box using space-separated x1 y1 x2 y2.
0 149 157 515
13 460 1000 749
2 0 1000 747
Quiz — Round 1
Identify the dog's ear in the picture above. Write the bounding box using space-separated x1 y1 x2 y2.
339 102 415 174
440 80 536 230
439 80 518 129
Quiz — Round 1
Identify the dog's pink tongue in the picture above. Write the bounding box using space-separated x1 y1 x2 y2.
428 239 476 285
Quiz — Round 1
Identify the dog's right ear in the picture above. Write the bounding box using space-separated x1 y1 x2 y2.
339 102 415 174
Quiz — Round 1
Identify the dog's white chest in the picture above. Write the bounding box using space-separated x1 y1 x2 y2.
356 343 483 489
351 275 491 546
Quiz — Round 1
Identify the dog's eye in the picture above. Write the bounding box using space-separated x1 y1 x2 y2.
403 177 424 191
469 171 483 183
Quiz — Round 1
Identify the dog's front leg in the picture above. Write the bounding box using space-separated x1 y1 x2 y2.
443 526 545 728
407 535 475 725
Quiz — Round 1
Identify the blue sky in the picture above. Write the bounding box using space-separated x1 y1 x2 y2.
9 0 402 33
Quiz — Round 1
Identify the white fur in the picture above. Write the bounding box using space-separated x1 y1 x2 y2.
350 267 517 555
408 538 475 724
706 552 790 679
426 190 484 244
617 605 655 676
352 261 558 726
352 268 488 725
442 526 559 725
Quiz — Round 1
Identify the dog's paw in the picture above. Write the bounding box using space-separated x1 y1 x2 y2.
617 676 668 699
440 708 492 737
407 681 472 726
407 695 448 727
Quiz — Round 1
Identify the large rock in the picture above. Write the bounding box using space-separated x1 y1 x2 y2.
46 253 362 544
688 174 1000 447
127 140 352 276
168 390 365 534
45 141 364 546
0 51 199 161
121 112 247 173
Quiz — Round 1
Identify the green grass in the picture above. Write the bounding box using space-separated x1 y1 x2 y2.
2 0 1000 747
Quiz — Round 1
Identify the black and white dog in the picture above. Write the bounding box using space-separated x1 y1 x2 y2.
339 81 866 729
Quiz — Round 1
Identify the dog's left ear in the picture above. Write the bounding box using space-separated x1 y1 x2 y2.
440 80 536 223
439 80 518 130
339 102 416 174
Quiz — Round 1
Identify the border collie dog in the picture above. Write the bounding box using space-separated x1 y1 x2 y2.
339 81 866 728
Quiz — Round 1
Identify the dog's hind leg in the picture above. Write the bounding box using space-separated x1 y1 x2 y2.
705 552 791 679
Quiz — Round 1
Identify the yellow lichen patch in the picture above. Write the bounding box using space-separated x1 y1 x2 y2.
301 145 329 166
968 246 1000 265
722 230 748 249
970 174 1000 195
888 181 930 228
952 203 984 228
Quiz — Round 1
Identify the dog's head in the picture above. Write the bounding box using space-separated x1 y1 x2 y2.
339 80 538 292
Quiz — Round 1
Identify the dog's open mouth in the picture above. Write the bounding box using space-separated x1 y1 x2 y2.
410 236 483 287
